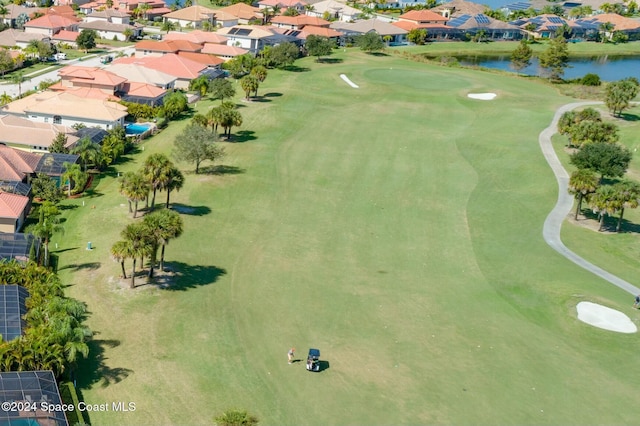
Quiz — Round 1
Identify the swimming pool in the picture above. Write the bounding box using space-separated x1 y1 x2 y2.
125 123 151 135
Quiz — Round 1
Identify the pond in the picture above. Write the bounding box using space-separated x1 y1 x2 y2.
456 55 640 81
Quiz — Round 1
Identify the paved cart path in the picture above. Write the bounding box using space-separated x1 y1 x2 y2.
539 101 640 296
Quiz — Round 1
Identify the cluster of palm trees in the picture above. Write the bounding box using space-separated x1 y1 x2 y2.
193 101 243 140
114 154 185 288
0 262 91 377
562 108 638 232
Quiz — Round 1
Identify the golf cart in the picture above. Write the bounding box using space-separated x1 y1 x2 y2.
306 348 320 372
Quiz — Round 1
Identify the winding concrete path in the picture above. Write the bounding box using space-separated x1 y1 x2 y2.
539 101 640 296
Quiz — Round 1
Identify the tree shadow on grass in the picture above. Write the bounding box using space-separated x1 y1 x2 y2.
318 58 343 64
228 130 256 143
170 203 211 216
249 96 272 103
368 52 389 57
619 112 640 121
578 208 640 234
58 261 102 272
198 165 245 175
75 339 132 392
58 204 79 211
263 92 282 98
282 65 311 72
156 262 226 291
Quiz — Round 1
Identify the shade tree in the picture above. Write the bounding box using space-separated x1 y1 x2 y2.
173 123 225 174
605 78 640 117
570 142 632 181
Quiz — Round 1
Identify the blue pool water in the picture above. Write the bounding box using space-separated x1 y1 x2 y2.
126 123 151 135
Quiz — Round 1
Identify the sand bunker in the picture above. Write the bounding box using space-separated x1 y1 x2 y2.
467 93 497 100
576 302 637 333
340 74 359 89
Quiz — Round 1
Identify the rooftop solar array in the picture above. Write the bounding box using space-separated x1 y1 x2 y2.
75 127 109 145
34 153 79 176
475 14 491 24
548 16 565 24
0 181 31 197
0 285 28 342
228 27 252 36
447 14 471 27
503 2 531 10
0 371 68 426
0 234 39 264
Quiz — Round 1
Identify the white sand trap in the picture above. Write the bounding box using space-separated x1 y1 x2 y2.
576 302 637 333
340 74 359 89
468 93 497 100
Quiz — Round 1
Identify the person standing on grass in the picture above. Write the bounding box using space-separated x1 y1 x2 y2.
288 347 295 364
634 295 640 309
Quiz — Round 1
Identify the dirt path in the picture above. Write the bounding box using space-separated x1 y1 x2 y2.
539 101 640 295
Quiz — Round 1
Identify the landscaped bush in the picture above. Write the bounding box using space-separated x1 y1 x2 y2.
581 73 602 86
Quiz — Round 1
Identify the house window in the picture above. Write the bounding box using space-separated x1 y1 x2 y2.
53 115 61 124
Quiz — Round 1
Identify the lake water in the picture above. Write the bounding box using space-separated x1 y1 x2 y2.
457 55 640 81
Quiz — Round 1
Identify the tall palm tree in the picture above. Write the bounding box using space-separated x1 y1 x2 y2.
142 212 163 278
157 209 184 272
142 154 173 210
221 108 243 139
163 167 184 208
72 137 101 171
10 71 28 98
589 185 619 231
61 162 86 196
240 75 259 100
121 223 152 288
111 240 131 278
189 75 210 97
613 180 640 232
26 201 63 267
568 169 598 220
118 171 149 218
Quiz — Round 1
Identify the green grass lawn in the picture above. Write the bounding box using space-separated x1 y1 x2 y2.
55 51 640 425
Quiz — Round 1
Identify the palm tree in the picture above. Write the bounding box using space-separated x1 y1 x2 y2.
142 212 162 278
139 2 152 20
240 75 259 100
613 180 640 232
142 153 173 210
71 137 101 171
0 5 9 25
189 75 210 97
121 223 152 288
10 71 29 98
61 162 85 196
161 20 176 33
157 209 184 272
25 202 62 268
118 171 149 218
163 167 184 208
600 22 614 43
220 108 242 139
568 169 598 220
111 240 131 279
0 92 11 106
589 185 619 231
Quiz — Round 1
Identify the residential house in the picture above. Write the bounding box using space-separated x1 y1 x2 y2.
217 25 300 53
201 43 249 61
0 144 42 182
177 50 225 68
0 114 79 153
1 91 128 130
79 10 142 41
270 15 330 30
119 82 166 106
23 14 79 37
212 10 240 28
376 0 430 9
510 14 582 38
164 30 228 45
257 0 308 13
286 25 343 40
446 13 524 40
330 19 408 44
304 0 361 22
112 0 172 20
107 63 177 89
576 13 640 39
162 5 218 29
57 66 128 93
0 29 50 49
51 29 79 47
134 39 202 57
429 0 486 18
0 192 29 233
111 54 217 89
398 10 449 25
217 3 262 24
0 4 40 29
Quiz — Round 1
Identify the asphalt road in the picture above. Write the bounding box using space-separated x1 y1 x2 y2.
0 45 135 99
539 101 640 296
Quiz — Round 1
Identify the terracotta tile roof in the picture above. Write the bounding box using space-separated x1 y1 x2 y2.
45 5 76 17
24 14 78 29
429 0 485 17
56 86 121 101
201 43 248 56
87 9 131 18
591 13 640 31
0 114 78 150
106 63 177 87
399 10 448 22
162 5 217 21
218 3 261 21
164 30 228 44
177 51 224 66
135 39 202 52
2 91 127 121
59 66 127 87
298 25 342 38
392 20 448 31
0 145 42 181
52 30 79 41
113 54 206 79
271 15 330 27
0 192 29 219
333 18 407 35
122 81 166 98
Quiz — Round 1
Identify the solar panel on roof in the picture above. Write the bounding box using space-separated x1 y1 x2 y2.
504 2 531 10
475 14 490 24
447 14 471 27
548 16 564 24
235 28 251 36
547 25 559 30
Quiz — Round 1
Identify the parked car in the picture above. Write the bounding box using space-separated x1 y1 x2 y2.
54 53 67 60
150 34 162 40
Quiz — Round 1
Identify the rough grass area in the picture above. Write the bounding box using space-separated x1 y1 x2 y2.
55 50 640 425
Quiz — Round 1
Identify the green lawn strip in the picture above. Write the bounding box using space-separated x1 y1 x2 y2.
55 51 640 425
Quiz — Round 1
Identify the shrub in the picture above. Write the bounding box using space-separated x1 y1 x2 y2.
581 73 601 86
